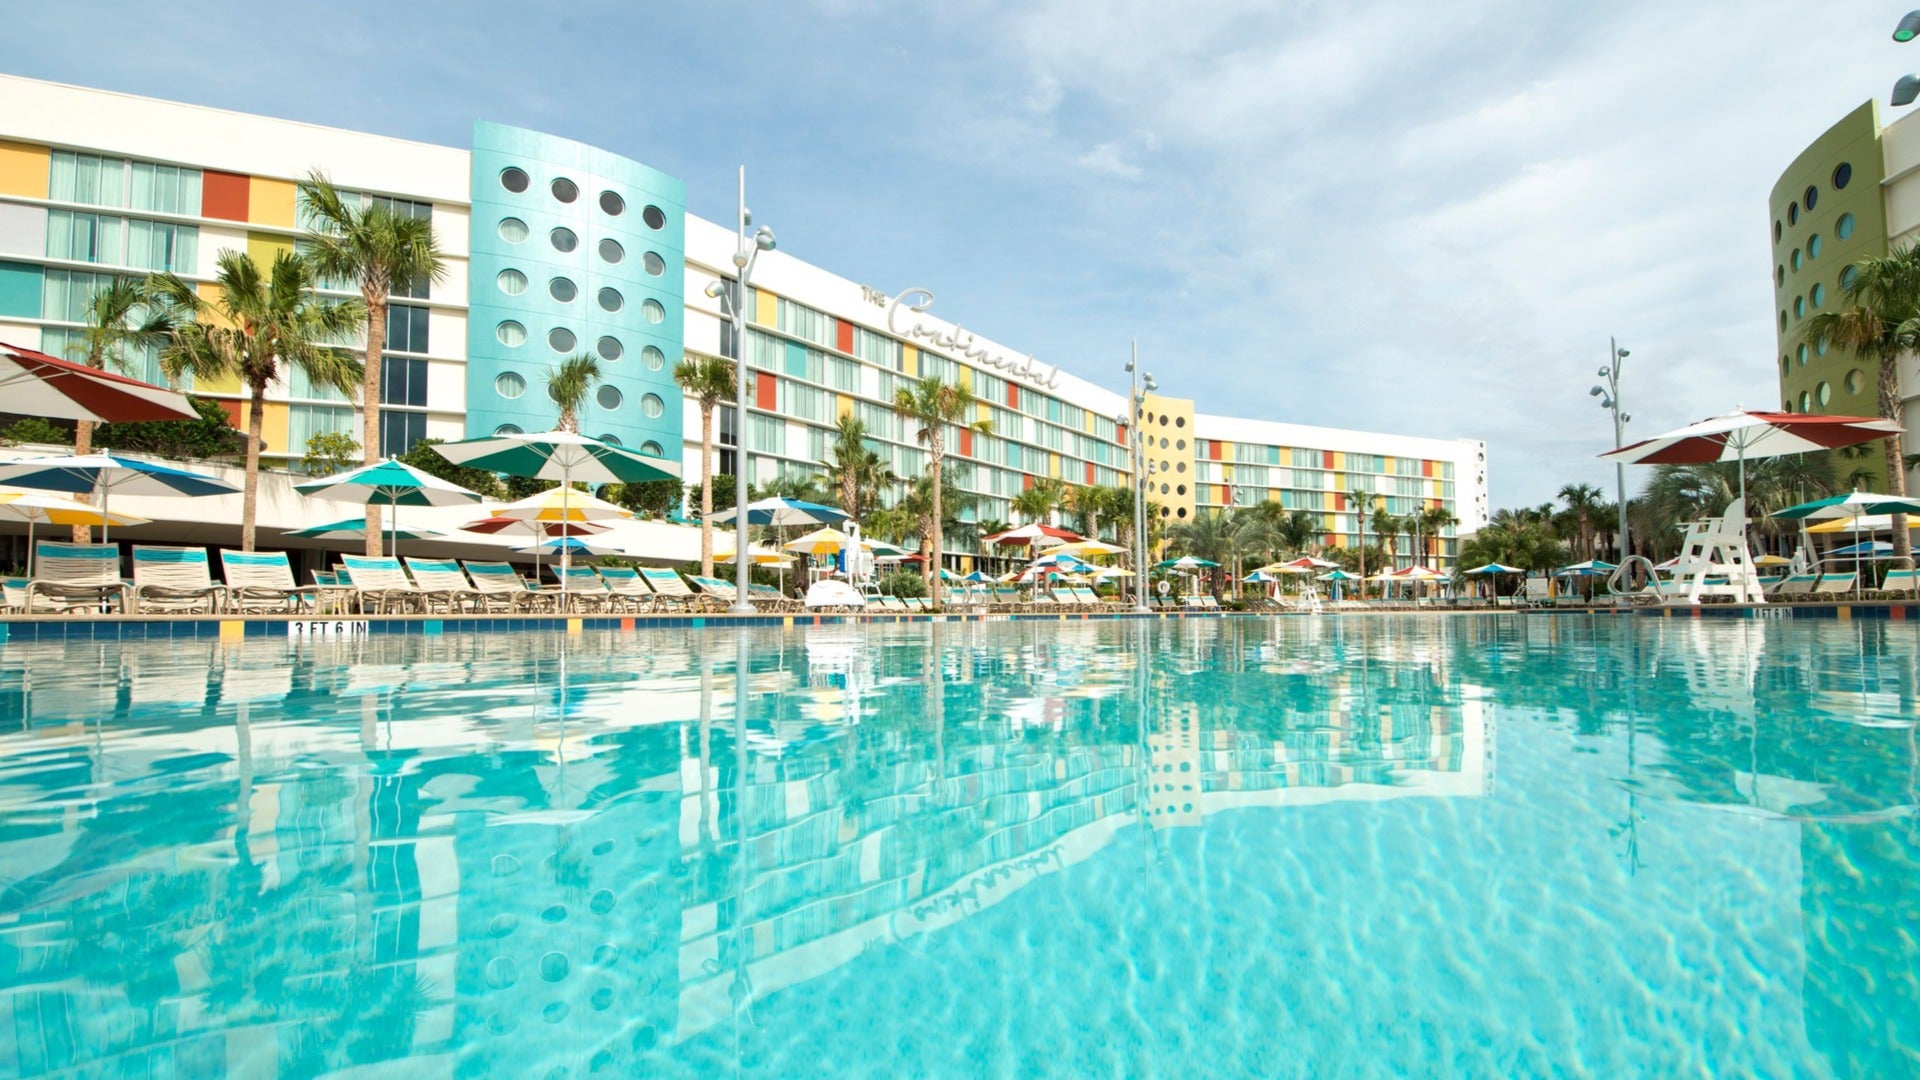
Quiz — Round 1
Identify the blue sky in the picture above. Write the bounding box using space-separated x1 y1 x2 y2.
12 2 1920 508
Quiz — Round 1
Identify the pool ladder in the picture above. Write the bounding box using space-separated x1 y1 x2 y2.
1607 555 1661 606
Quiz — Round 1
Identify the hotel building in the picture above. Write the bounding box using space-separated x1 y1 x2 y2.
1770 98 1920 491
0 75 1487 565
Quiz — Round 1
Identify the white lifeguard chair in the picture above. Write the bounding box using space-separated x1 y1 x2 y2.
1668 496 1766 604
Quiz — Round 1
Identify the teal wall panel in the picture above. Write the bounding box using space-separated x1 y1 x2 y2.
0 260 41 318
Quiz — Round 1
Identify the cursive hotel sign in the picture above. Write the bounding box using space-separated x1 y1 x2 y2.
867 286 1062 391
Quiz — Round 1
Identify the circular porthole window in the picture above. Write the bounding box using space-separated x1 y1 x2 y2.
640 393 664 418
599 238 623 264
496 320 527 347
550 227 578 254
599 190 624 216
1808 234 1822 260
495 372 527 399
1794 296 1806 318
1837 212 1855 240
498 217 529 243
641 299 665 324
1779 310 1788 332
1175 416 1185 428
1176 484 1187 496
1799 391 1811 411
597 335 623 361
596 385 623 411
497 269 528 295
550 277 577 303
1846 368 1865 394
500 167 529 193
1774 220 1783 242
1817 381 1831 407
1788 201 1799 225
1776 265 1784 287
1817 339 1829 356
551 177 578 203
1811 283 1826 308
642 205 666 230
1176 507 1187 519
1834 162 1853 190
1159 482 1170 495
495 423 524 435
1841 265 1859 290
597 287 623 313
641 345 664 371
1804 185 1818 211
1791 248 1802 271
641 441 664 457
643 252 666 276
1797 344 1808 365
549 327 576 352
598 433 623 446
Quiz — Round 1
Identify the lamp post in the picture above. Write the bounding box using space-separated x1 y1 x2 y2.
1893 11 1920 103
1591 338 1632 562
1124 340 1157 613
702 166 776 613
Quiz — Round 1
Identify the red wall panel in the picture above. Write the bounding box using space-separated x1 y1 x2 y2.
755 372 776 410
960 429 973 458
201 170 250 221
835 318 854 355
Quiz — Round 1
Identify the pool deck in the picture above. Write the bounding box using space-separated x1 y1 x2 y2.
0 600 1916 641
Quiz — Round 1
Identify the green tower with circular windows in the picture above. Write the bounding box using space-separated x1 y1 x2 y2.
1770 101 1889 482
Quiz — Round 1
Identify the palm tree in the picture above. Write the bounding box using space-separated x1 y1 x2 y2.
893 376 991 596
1420 505 1460 567
61 276 177 540
1457 520 1567 584
297 171 447 556
1011 476 1065 526
545 354 601 433
1063 484 1106 539
674 355 737 578
823 413 894 521
1347 487 1372 589
1557 483 1603 561
156 251 364 551
1801 246 1920 565
1371 506 1404 571
1169 509 1269 600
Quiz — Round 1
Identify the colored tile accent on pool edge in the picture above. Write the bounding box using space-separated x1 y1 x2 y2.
218 620 244 642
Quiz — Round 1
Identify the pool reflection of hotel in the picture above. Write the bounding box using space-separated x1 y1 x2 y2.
0 75 1486 567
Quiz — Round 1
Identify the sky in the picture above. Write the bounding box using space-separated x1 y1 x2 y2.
11 1 1920 509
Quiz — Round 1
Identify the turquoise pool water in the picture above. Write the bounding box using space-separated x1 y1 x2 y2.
0 616 1915 1077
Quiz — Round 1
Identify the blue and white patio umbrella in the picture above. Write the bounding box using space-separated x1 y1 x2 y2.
1829 540 1895 557
0 452 238 542
513 536 623 557
1553 559 1617 577
708 496 851 527
288 518 445 543
1463 562 1526 576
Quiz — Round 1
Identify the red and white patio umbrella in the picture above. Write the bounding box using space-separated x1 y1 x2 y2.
1600 409 1903 507
0 341 198 422
984 522 1084 547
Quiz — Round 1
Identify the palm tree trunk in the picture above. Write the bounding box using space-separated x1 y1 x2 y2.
699 404 715 579
243 386 266 552
1882 358 1912 564
362 295 388 557
71 348 102 543
928 448 943 604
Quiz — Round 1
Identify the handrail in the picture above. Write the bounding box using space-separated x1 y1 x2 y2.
1607 555 1661 606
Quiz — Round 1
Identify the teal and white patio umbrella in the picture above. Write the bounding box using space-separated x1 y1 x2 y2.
287 518 445 543
294 458 483 558
432 430 678 601
1772 491 1920 520
1462 562 1526 576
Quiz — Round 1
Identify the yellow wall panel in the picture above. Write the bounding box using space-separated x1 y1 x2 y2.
246 232 293 269
1383 456 1395 474
976 401 991 424
754 289 776 326
1267 489 1281 502
195 283 235 330
1332 452 1346 471
902 344 919 378
261 402 290 455
1332 472 1346 492
0 140 49 198
836 394 853 420
1048 453 1061 479
248 176 297 228
1219 442 1233 463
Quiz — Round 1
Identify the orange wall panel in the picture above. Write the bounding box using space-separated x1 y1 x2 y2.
835 318 854 355
754 372 776 410
202 170 250 221
960 428 974 458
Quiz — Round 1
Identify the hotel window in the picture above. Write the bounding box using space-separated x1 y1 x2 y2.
381 356 428 408
1045 397 1063 424
828 356 859 392
385 303 430 355
776 298 831 346
41 268 123 323
45 211 122 265
852 327 899 368
288 361 349 403
39 326 172 387
787 383 828 423
48 151 127 207
289 403 355 457
874 369 895 401
973 371 1005 402
857 403 897 441
807 426 828 462
747 329 783 371
748 414 784 453
380 411 427 457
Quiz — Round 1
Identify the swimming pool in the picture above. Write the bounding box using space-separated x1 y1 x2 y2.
0 616 1914 1077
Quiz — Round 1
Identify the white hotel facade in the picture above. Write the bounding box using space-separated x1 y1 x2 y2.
0 75 1487 565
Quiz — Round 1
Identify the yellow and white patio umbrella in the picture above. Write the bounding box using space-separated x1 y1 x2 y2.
0 489 150 574
489 485 633 524
1806 514 1920 534
1091 566 1136 578
716 544 789 565
781 527 906 557
1037 538 1129 559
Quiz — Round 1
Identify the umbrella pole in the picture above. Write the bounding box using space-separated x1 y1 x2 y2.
99 479 110 547
25 516 33 577
560 471 572 610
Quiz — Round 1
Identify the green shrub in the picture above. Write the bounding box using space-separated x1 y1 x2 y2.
879 570 927 598
0 417 73 446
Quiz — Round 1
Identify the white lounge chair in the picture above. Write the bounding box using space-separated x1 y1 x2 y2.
220 550 316 612
131 545 224 613
26 542 130 613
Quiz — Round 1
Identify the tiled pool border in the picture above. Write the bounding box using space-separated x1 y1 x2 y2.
0 601 1915 642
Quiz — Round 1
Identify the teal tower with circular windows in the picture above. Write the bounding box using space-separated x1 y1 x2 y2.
466 122 684 459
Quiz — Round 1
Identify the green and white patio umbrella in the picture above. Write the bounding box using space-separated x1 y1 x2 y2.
1771 491 1920 520
432 430 678 601
294 458 484 558
1462 562 1526 575
287 518 446 543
